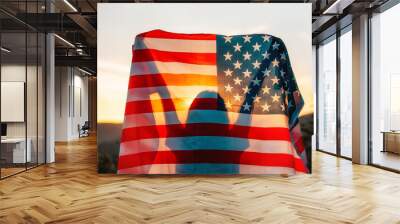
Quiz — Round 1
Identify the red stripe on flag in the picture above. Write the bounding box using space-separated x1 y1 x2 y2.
137 29 216 40
132 49 216 65
117 150 307 172
291 123 305 154
128 74 217 88
294 135 305 153
120 124 291 142
124 98 218 114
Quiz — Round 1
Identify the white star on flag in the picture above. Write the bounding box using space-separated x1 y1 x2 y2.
225 100 232 109
233 77 242 85
233 93 242 102
262 69 271 77
262 35 271 42
224 83 233 92
262 51 270 59
242 86 251 94
224 68 233 77
271 93 280 102
272 41 280 50
252 60 261 69
233 43 242 52
261 102 271 112
242 102 251 111
224 36 233 43
271 77 280 85
233 60 242 69
262 85 271 94
252 42 261 51
252 94 261 103
272 58 280 67
243 52 252 60
251 77 261 86
224 52 233 61
242 69 252 78
243 35 252 43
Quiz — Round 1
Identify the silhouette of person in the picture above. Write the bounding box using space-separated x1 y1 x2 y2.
123 62 269 174
165 90 249 174
158 77 264 174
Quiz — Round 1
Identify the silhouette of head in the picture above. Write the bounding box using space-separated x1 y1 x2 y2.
186 90 229 127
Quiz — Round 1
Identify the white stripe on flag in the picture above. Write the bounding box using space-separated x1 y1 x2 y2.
135 37 216 53
131 61 217 76
126 86 217 102
122 111 289 128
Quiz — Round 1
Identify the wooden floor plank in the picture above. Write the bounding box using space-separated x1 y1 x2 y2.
1 135 400 223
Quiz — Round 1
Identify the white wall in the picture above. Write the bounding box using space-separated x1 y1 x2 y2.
1 65 36 138
55 67 89 141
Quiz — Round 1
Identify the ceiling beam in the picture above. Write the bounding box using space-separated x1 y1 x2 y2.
66 13 97 47
55 55 96 70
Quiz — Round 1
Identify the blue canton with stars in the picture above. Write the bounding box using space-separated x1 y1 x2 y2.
216 34 304 128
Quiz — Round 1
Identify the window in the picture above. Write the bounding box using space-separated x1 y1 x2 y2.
339 28 352 158
370 3 400 171
317 36 337 154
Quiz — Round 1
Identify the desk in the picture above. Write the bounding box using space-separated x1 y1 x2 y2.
382 131 400 154
1 138 31 163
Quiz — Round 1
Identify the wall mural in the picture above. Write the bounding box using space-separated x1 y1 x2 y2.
97 4 313 175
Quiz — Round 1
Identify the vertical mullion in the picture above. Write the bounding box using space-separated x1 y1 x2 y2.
44 0 48 164
336 30 341 157
25 0 28 171
72 68 75 118
367 11 373 165
316 45 320 151
36 0 39 167
68 69 71 118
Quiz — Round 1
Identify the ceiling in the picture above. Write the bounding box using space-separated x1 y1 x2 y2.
0 0 392 75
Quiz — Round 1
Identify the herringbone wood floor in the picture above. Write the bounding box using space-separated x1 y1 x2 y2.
1 135 400 224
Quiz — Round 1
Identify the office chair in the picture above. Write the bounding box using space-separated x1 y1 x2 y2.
79 121 90 138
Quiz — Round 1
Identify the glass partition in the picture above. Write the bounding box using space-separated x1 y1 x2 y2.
317 36 337 154
0 1 46 179
27 30 38 169
339 28 352 158
1 31 28 177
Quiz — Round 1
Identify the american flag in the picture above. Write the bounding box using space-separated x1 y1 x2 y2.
118 29 308 174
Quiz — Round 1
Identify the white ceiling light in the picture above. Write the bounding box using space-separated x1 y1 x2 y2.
1 47 11 53
54 34 75 48
63 0 78 12
323 0 354 15
78 67 93 76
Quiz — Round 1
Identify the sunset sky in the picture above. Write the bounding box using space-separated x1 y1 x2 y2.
97 3 313 124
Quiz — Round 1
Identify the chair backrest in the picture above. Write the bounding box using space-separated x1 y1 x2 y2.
82 121 90 129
